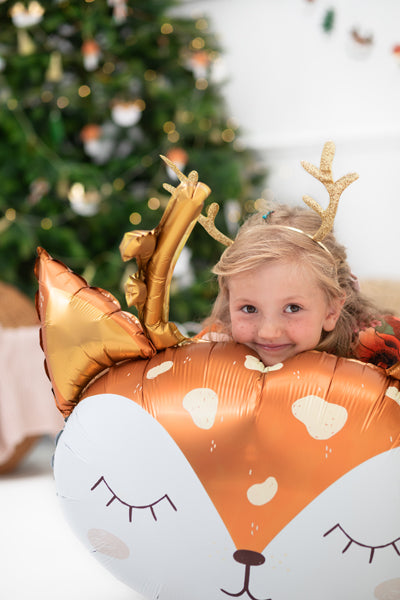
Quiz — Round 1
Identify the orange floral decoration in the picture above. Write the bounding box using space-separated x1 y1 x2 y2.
356 316 400 370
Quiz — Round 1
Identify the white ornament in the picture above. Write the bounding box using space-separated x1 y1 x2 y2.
111 102 142 127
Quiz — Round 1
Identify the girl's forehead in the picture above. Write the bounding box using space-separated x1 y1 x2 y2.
230 258 319 282
227 260 326 300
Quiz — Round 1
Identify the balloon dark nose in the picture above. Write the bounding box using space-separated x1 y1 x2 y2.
233 549 265 567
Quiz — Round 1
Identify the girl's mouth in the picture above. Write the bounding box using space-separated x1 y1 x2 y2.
257 343 291 352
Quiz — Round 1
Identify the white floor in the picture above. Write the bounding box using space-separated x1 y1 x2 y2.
0 437 141 600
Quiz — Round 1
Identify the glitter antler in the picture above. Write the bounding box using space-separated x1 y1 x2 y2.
198 203 233 247
160 155 199 191
301 141 359 242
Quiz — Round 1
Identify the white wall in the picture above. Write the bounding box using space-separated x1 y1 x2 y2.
178 0 400 278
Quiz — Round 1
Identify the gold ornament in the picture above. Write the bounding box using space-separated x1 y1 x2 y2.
45 51 63 82
16 29 36 55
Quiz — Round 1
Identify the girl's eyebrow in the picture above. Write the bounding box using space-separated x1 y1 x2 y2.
282 295 308 302
231 297 255 303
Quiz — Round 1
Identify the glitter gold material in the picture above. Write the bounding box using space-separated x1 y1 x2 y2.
301 141 359 242
198 203 233 247
200 141 359 249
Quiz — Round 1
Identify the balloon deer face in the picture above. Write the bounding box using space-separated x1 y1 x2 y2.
35 152 400 599
54 344 400 600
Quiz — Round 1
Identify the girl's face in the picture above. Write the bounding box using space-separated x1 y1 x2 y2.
228 260 343 366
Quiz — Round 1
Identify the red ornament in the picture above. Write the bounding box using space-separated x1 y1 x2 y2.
165 147 189 169
186 50 211 79
80 124 102 143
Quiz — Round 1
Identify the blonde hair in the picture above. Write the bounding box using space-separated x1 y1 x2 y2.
204 205 380 358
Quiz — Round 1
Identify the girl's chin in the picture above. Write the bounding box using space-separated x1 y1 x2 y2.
252 343 296 366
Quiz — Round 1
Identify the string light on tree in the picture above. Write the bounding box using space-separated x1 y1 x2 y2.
160 22 174 35
221 128 235 143
5 208 16 222
195 18 209 32
129 212 142 225
148 197 161 211
41 217 53 230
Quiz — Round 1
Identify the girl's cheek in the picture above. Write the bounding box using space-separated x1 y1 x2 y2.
233 320 253 342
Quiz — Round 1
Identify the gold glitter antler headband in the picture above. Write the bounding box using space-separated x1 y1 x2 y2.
301 141 359 242
198 203 234 247
197 141 359 247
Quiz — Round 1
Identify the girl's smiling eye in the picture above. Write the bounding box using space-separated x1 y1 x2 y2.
241 305 257 314
284 304 302 314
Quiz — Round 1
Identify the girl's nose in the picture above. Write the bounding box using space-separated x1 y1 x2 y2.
258 317 281 340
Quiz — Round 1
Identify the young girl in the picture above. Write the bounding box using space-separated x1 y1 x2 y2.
202 204 400 371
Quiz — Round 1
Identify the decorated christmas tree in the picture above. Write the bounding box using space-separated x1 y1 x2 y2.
0 0 265 326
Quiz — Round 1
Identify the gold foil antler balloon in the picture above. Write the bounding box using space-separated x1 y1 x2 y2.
301 141 359 242
119 157 211 350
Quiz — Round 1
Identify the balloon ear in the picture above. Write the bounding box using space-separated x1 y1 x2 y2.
35 248 156 417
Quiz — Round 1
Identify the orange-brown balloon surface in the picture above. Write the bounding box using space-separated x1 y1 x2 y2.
80 342 400 553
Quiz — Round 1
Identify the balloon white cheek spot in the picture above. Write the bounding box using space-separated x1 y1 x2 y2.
183 388 218 430
87 528 130 559
292 395 348 440
244 355 283 373
247 477 278 506
386 386 400 406
374 577 400 599
146 360 174 379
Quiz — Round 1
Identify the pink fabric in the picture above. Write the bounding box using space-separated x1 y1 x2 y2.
0 325 64 463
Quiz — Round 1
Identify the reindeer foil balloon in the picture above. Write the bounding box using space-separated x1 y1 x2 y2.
36 143 400 600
